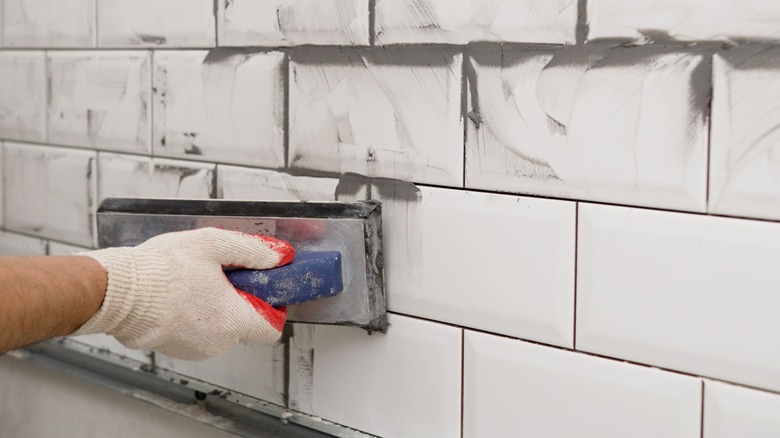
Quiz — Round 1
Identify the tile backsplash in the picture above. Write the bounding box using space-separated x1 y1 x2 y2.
4 1 780 436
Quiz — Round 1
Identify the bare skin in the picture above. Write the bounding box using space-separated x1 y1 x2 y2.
0 256 107 354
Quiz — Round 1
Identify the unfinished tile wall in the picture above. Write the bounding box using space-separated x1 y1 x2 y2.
3 1 780 436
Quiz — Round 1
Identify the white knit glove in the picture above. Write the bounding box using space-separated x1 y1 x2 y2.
72 228 294 361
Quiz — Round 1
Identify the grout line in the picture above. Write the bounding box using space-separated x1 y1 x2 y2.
705 57 714 213
460 329 465 438
460 48 467 188
283 51 290 169
213 0 220 47
700 380 705 438
148 49 154 157
368 0 376 47
385 310 780 399
93 0 99 48
573 202 579 349
576 0 589 45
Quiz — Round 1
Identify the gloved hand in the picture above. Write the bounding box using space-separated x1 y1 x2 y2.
72 228 294 361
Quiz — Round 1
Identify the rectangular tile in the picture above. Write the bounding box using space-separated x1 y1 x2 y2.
153 50 285 168
577 203 780 392
0 231 47 256
289 315 461 437
48 51 151 154
97 0 215 47
466 45 709 211
375 0 577 44
218 0 369 46
464 331 701 438
156 344 285 405
2 0 95 47
588 0 780 43
373 182 575 347
289 47 463 186
710 47 780 220
0 52 46 142
98 153 214 201
4 143 96 247
218 165 338 201
705 380 780 438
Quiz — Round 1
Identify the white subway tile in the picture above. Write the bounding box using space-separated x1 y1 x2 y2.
97 0 215 48
578 204 780 392
373 183 575 347
464 331 702 438
47 241 87 256
2 0 95 47
0 231 47 256
98 153 214 201
153 50 285 168
157 344 285 405
289 315 461 437
705 380 780 437
0 52 46 142
218 0 369 46
289 48 463 186
466 46 709 211
375 0 577 44
4 143 96 247
48 51 151 154
710 47 780 220
588 0 780 43
218 165 338 201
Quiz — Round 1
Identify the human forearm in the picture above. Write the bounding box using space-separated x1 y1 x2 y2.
0 256 107 353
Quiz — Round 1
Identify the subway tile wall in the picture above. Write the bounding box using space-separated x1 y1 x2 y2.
3 1 780 437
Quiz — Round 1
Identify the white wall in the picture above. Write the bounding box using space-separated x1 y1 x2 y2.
3 0 780 437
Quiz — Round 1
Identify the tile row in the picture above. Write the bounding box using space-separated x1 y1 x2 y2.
4 0 780 48
8 146 780 397
4 46 780 217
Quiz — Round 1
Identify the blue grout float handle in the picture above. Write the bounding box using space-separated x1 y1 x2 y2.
224 251 344 307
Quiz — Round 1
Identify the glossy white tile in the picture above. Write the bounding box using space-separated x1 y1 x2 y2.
588 0 780 43
373 182 575 347
0 231 47 256
578 203 780 392
157 344 285 405
289 47 463 186
218 165 338 201
710 47 780 220
0 52 46 142
48 51 151 154
218 0 369 46
4 143 96 247
289 315 461 437
466 45 709 211
2 0 95 47
375 0 577 44
705 380 780 438
98 153 214 200
464 331 702 438
97 0 215 48
153 50 285 168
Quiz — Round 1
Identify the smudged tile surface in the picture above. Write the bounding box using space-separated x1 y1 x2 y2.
289 47 463 186
218 165 338 201
375 0 577 44
0 231 47 256
0 52 47 142
289 316 461 437
710 47 780 220
153 50 285 168
374 183 576 347
218 0 369 46
4 143 96 247
464 331 702 438
98 0 215 48
588 0 780 43
0 357 234 437
577 203 780 392
97 153 214 200
2 0 95 47
466 45 709 211
156 344 286 405
705 380 780 437
48 51 152 154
